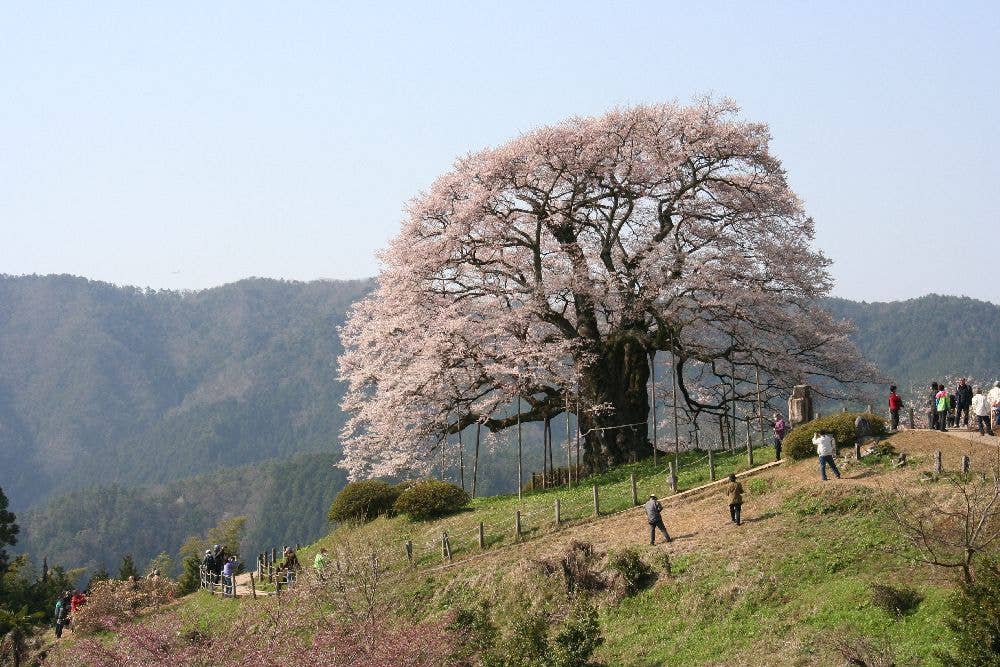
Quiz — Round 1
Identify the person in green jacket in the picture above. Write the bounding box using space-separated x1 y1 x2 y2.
313 548 328 572
725 474 744 525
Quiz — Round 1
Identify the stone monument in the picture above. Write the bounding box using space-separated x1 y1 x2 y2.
788 384 814 428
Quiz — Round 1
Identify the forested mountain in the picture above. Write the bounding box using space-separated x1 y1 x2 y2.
15 452 345 576
0 274 372 511
823 294 1000 390
4 276 1000 579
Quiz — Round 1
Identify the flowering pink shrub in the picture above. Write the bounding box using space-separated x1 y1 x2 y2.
70 578 176 634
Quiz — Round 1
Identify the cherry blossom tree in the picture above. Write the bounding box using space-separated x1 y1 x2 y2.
339 99 875 479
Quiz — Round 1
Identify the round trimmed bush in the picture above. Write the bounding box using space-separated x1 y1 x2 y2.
393 480 470 520
783 412 888 460
328 480 400 523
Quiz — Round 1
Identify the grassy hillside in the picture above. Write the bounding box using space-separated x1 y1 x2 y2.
44 429 998 666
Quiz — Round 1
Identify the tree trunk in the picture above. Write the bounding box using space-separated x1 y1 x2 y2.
578 332 651 469
472 423 480 498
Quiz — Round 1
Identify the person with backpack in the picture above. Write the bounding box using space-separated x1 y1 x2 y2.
53 591 71 638
972 386 995 436
643 494 672 545
813 430 841 480
888 386 904 431
724 474 744 525
772 413 787 460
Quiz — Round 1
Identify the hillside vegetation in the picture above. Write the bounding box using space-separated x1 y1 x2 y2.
44 430 1000 666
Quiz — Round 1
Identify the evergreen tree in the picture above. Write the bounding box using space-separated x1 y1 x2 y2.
0 487 19 578
117 554 138 581
176 556 201 595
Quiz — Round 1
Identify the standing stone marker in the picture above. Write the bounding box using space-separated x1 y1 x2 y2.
788 384 815 428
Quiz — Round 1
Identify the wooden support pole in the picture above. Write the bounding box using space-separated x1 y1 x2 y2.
962 455 971 474
517 397 522 499
668 461 677 494
406 540 413 565
746 428 754 467
709 447 716 481
592 484 600 516
250 572 257 600
650 350 658 467
515 510 522 539
441 532 451 563
555 498 561 525
908 407 915 430
630 473 638 506
934 450 942 474
478 522 485 549
566 390 572 488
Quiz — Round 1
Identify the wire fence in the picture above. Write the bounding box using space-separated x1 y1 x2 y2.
398 446 778 568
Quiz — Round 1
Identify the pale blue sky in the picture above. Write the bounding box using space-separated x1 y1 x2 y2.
2 1 997 302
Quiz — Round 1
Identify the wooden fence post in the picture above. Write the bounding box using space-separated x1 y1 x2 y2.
668 461 677 494
515 510 522 539
854 442 862 460
592 485 600 516
478 522 485 549
249 572 257 600
708 447 715 481
746 433 754 467
630 473 638 506
405 540 413 565
934 450 942 474
962 455 970 474
908 408 915 429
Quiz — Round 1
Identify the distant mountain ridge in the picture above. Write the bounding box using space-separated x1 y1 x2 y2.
0 274 372 511
4 276 1000 577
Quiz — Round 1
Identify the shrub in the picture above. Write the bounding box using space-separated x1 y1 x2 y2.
607 547 654 594
783 412 888 460
393 480 469 520
536 540 607 596
553 599 604 667
940 560 1000 666
328 480 400 524
871 583 923 618
71 578 177 634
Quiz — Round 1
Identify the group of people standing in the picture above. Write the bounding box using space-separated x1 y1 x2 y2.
53 589 87 639
920 379 1000 436
201 544 238 595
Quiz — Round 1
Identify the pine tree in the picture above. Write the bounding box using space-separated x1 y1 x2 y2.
0 487 19 578
117 554 138 581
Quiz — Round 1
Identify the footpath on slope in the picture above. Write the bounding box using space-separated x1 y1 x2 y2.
421 429 988 583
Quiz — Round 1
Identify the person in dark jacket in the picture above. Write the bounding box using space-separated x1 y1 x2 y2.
643 494 671 545
928 382 939 430
771 413 787 461
725 474 744 525
53 591 71 638
956 378 973 428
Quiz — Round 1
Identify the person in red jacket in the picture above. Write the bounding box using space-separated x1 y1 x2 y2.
888 386 904 431
70 589 86 615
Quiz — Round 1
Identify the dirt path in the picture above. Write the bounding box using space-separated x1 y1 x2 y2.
428 430 989 582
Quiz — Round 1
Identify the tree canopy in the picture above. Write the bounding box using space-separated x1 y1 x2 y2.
339 100 875 478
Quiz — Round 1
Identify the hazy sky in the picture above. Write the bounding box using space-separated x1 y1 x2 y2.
2 2 997 303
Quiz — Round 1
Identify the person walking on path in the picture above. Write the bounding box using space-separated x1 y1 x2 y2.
972 387 995 436
956 378 973 428
772 413 787 460
724 474 744 525
53 591 70 639
643 494 672 545
221 557 237 597
888 386 903 431
935 383 950 432
813 431 841 480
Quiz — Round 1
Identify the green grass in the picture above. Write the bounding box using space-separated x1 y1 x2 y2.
304 446 778 568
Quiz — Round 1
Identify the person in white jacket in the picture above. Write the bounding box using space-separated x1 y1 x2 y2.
972 387 995 436
813 431 841 480
988 382 1000 432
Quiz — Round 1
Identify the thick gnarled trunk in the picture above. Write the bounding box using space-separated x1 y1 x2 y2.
578 333 650 470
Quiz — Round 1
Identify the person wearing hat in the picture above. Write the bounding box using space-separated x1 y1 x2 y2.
643 494 671 545
724 473 744 525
